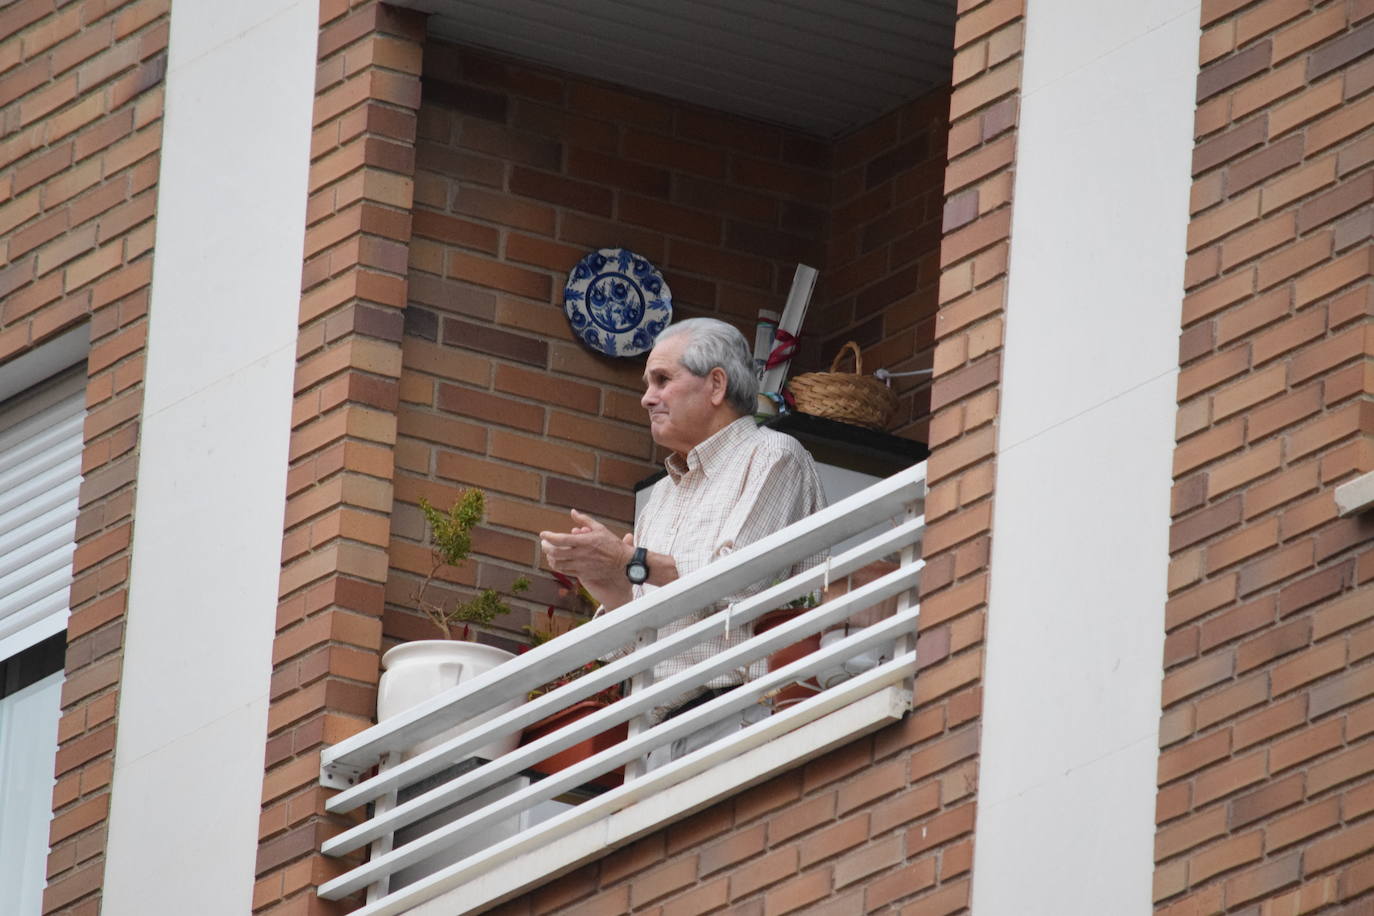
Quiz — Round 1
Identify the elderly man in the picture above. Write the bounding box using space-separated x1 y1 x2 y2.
540 317 825 758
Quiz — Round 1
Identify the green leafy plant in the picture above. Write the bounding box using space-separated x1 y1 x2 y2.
414 490 529 640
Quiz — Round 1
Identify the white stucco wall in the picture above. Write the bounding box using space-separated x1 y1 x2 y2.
970 1 1200 912
101 2 317 912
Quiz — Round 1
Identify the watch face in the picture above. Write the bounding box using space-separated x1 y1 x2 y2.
626 547 649 584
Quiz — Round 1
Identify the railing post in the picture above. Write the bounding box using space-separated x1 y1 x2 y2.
366 751 401 905
895 495 922 703
622 627 658 781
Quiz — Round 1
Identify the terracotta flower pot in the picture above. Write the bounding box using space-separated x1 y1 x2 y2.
520 699 628 788
752 607 822 711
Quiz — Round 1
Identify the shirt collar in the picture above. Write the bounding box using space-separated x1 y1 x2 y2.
663 415 757 483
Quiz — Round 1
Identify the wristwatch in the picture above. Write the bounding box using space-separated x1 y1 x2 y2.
625 546 649 585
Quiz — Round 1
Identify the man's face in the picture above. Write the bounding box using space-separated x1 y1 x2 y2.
641 334 722 457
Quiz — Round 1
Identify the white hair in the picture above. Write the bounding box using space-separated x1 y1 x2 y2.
655 318 759 415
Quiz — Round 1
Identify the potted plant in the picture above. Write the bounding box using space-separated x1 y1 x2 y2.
517 575 628 788
376 489 531 761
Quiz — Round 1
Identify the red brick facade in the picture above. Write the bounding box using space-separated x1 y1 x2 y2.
255 3 427 913
1 1 168 912
1154 0 1374 912
816 92 950 443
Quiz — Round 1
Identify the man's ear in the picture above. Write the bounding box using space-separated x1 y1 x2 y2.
707 367 728 406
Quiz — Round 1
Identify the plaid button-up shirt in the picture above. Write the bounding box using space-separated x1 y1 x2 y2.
634 416 826 708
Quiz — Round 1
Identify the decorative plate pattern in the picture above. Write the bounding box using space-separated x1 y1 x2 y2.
563 248 672 358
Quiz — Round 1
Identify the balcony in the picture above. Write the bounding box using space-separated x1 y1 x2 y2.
317 463 926 914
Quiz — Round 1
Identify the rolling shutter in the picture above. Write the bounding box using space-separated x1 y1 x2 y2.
0 371 85 660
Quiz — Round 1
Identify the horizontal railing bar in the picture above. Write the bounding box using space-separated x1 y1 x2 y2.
321 463 925 774
320 616 918 899
326 515 924 814
322 564 920 854
350 668 915 916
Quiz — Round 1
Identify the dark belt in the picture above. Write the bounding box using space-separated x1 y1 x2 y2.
662 686 733 721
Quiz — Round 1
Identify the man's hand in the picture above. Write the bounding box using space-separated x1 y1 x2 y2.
540 511 635 609
541 510 633 579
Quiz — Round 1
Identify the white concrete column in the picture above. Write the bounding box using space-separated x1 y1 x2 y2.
971 1 1201 912
101 2 317 912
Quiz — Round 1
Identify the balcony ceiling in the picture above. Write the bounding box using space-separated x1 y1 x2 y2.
396 0 956 138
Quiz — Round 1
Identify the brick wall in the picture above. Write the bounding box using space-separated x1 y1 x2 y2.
384 43 952 651
1154 0 1374 912
811 92 950 443
0 1 168 913
254 3 427 913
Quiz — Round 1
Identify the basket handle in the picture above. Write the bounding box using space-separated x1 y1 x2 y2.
829 341 863 376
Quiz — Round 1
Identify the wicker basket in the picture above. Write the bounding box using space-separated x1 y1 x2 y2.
787 341 898 431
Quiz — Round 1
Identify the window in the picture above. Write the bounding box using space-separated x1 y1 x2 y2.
0 332 87 914
0 634 64 915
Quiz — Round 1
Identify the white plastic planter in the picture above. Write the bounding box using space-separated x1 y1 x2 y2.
377 640 523 760
376 640 529 891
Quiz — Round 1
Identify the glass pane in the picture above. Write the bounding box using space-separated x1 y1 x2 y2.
0 670 62 916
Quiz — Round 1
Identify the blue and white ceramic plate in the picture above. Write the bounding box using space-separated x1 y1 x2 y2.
563 248 672 358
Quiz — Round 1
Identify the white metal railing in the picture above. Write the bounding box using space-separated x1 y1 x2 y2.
317 462 926 914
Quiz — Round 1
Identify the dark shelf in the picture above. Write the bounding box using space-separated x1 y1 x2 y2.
633 411 928 492
765 411 928 478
